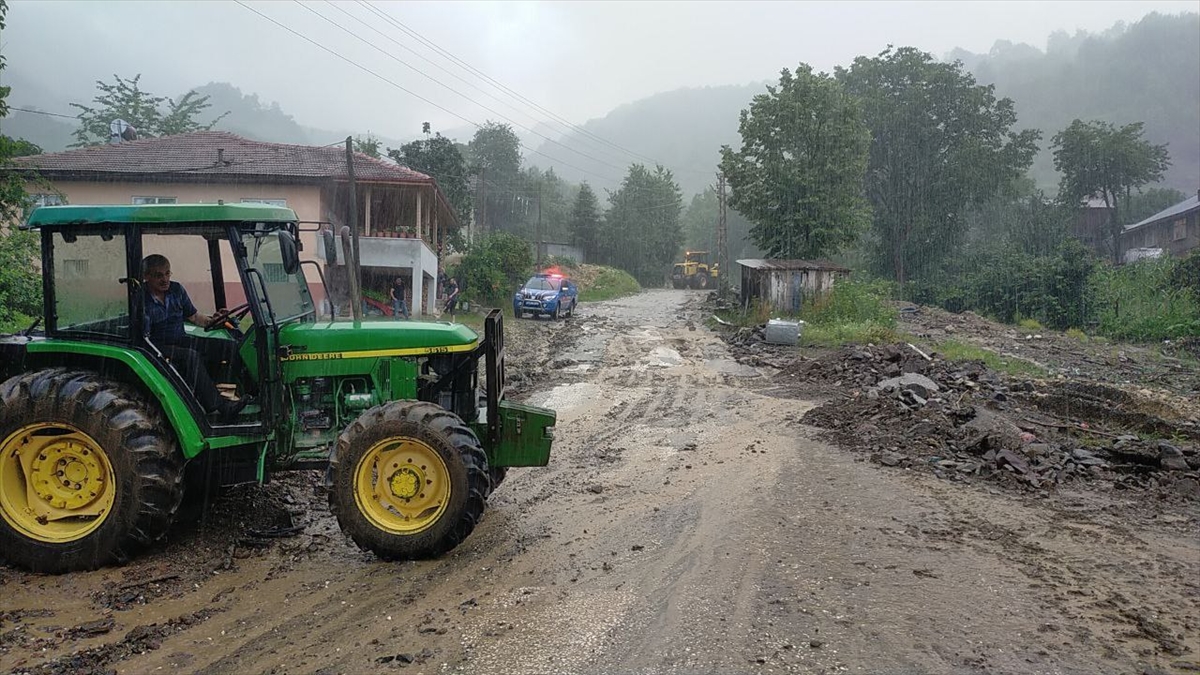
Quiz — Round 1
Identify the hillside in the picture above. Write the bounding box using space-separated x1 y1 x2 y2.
531 12 1198 198
951 11 1200 193
529 83 765 197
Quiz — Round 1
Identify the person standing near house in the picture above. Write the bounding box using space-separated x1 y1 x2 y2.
390 275 410 320
443 277 460 318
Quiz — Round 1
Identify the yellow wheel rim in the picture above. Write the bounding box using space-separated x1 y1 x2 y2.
353 436 451 535
0 423 116 543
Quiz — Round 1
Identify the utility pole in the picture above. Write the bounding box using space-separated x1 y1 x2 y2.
716 172 729 295
345 137 363 321
536 180 543 269
477 167 487 237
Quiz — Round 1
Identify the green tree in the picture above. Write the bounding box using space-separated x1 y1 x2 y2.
600 164 683 284
0 0 46 330
569 182 601 260
682 188 718 253
719 64 871 259
836 47 1041 284
467 121 523 232
453 232 533 306
70 74 227 147
353 134 382 159
389 132 472 242
1051 119 1171 260
1123 187 1187 226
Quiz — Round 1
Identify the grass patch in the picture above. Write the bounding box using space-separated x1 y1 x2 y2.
1017 317 1044 331
578 266 640 302
1065 327 1088 341
803 321 903 347
936 339 1047 378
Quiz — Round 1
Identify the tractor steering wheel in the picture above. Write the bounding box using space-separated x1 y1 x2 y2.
203 302 252 334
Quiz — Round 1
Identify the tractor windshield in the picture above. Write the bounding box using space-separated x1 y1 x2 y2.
241 228 315 325
50 228 130 339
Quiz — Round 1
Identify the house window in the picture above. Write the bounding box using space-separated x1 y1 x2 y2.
263 263 288 283
242 198 287 207
62 259 89 279
132 196 177 205
25 193 64 216
1174 219 1188 242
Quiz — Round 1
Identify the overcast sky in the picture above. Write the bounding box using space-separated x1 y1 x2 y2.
3 0 1196 138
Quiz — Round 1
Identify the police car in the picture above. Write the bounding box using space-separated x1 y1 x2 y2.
513 272 578 320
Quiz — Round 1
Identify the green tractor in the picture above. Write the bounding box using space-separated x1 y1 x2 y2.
0 203 555 573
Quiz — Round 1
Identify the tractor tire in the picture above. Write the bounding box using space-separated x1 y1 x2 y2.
671 280 686 289
329 401 489 560
0 368 184 573
488 467 508 494
691 272 711 290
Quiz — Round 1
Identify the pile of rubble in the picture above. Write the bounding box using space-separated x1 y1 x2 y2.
782 344 1200 498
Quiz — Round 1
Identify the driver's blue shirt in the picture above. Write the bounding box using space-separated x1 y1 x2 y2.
144 281 196 346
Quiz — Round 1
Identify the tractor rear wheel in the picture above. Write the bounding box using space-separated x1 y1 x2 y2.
0 369 183 573
691 272 711 289
329 401 489 560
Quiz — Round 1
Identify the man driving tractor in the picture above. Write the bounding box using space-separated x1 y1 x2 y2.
142 254 250 421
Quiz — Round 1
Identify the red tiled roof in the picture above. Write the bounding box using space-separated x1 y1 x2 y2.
12 130 432 184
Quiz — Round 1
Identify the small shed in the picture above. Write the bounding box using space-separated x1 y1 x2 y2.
737 259 851 312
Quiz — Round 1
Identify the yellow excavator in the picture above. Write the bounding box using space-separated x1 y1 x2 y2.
671 250 719 289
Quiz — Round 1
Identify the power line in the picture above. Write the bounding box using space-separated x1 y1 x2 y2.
9 107 77 120
292 1 631 178
322 1 638 170
242 1 619 186
360 0 683 171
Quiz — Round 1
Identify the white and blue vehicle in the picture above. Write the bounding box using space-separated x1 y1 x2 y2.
514 272 578 320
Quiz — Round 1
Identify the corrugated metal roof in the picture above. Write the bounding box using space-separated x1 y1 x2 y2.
1124 193 1200 232
736 258 850 272
11 130 433 184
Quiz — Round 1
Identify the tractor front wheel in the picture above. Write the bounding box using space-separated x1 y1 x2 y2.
0 369 183 573
329 401 489 560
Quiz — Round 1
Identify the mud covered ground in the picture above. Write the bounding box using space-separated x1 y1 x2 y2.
2 291 1198 675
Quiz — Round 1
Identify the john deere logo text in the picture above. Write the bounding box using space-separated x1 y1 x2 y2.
282 352 345 361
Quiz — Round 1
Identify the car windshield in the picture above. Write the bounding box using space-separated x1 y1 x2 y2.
524 277 561 291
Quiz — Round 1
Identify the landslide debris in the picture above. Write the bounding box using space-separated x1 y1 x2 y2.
723 323 1200 499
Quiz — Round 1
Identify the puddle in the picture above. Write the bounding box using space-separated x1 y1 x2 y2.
704 358 760 377
526 383 604 413
646 347 683 368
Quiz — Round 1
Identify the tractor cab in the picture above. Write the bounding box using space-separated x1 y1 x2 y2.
1 203 555 573
9 204 312 439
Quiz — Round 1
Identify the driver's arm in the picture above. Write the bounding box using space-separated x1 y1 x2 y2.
186 311 215 327
178 284 216 327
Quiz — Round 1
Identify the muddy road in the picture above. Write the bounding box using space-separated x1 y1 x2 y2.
3 290 1198 675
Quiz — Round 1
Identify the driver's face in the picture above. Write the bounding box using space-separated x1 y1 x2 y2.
145 266 172 294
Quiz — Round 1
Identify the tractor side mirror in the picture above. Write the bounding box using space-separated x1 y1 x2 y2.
279 230 301 276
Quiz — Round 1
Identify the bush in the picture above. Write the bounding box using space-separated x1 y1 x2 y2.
1091 257 1200 341
798 279 899 346
802 278 897 328
909 239 1096 331
452 232 534 307
0 228 42 331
